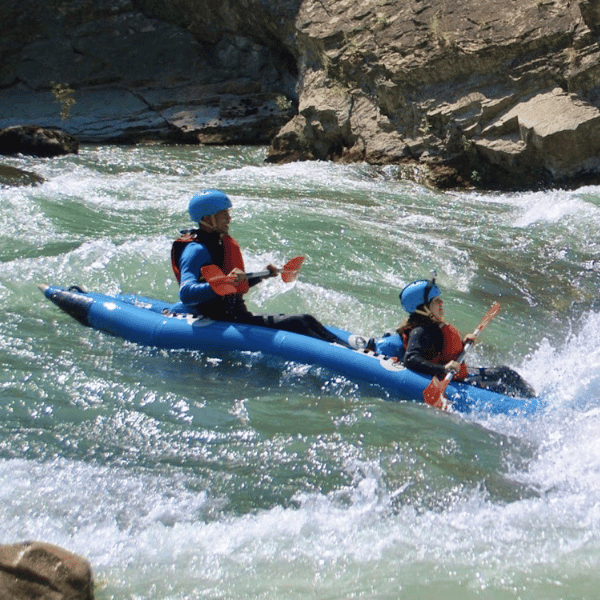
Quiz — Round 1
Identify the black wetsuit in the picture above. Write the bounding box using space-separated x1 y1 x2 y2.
402 318 536 398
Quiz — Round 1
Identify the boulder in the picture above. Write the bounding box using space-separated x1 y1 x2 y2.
0 126 79 157
0 541 94 600
474 88 600 182
269 0 600 189
0 165 44 187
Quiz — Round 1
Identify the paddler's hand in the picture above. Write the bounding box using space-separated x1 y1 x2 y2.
227 267 248 286
265 264 279 278
464 333 478 345
445 360 469 380
444 360 462 374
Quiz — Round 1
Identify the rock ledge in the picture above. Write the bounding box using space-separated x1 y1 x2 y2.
3 0 600 190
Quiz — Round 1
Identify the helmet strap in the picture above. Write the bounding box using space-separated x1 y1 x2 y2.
415 304 444 324
423 279 434 305
200 215 217 232
421 274 441 322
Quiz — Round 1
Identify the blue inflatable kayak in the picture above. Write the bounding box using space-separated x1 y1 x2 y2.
39 284 544 416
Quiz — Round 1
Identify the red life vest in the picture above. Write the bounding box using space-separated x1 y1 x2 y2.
401 321 467 379
221 234 249 295
171 231 196 284
171 232 249 295
436 323 468 381
438 323 464 364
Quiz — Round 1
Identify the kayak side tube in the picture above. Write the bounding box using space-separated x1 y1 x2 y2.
39 285 544 415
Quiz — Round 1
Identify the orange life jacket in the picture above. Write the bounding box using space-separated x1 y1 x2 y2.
438 323 465 364
221 234 249 294
401 321 467 379
436 323 468 380
171 231 249 295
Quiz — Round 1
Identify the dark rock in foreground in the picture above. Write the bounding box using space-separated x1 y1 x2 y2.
0 164 44 187
0 541 94 600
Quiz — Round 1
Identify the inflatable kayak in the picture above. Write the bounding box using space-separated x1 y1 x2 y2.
39 284 544 416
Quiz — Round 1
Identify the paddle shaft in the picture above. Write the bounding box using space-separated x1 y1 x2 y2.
423 302 500 409
247 256 304 281
201 255 305 296
227 264 303 281
246 270 272 279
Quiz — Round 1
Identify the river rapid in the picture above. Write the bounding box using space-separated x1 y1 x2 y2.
2 145 600 599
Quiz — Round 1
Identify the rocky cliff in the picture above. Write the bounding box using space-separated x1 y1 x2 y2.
3 0 600 190
0 0 298 145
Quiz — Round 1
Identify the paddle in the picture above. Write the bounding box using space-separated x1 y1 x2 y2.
201 255 305 296
247 255 305 283
423 301 501 411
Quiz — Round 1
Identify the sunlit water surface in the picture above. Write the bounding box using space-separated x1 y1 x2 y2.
2 145 600 599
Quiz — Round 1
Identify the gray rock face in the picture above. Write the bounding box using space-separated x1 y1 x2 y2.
0 0 296 145
274 0 600 189
3 0 600 189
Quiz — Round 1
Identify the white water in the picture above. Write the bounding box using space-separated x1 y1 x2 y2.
2 146 600 599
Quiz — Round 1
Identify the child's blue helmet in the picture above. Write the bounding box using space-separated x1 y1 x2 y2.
400 279 441 313
189 190 232 222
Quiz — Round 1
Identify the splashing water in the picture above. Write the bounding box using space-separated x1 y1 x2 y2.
2 146 600 599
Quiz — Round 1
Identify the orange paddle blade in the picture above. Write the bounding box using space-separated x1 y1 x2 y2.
200 265 237 296
423 376 451 411
281 255 305 283
477 301 501 331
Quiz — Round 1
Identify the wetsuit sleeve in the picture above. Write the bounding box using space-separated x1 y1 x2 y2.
178 243 219 305
403 325 446 378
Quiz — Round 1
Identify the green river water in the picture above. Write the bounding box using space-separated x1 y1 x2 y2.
2 144 600 599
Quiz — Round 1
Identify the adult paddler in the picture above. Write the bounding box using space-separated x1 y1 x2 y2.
170 189 350 346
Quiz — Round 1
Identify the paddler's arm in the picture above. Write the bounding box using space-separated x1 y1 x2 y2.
402 326 447 378
178 244 220 304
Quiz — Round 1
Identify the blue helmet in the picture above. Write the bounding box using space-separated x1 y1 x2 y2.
188 190 232 222
400 279 441 313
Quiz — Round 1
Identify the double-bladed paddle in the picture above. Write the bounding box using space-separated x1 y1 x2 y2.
423 301 501 411
201 255 305 296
